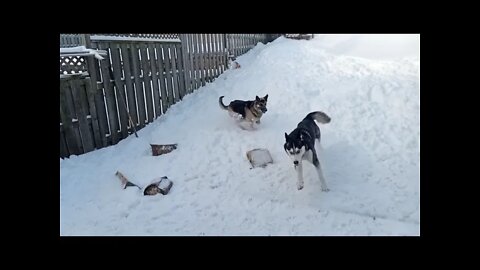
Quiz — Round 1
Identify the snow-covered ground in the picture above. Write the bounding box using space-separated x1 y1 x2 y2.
60 34 420 236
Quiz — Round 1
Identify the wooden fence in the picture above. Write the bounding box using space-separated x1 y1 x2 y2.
60 34 281 158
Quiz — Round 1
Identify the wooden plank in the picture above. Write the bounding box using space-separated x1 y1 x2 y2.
188 34 198 91
218 33 224 75
233 35 237 57
239 34 243 55
243 34 246 53
242 34 245 54
235 34 239 57
70 79 95 153
231 34 235 57
109 44 129 139
154 43 168 114
88 41 110 147
78 77 95 140
192 34 201 88
223 34 228 72
207 34 215 82
162 44 175 107
204 34 211 83
60 124 68 158
184 34 194 94
203 33 210 83
147 43 162 118
212 34 219 78
210 34 216 78
169 44 180 103
85 57 105 148
119 43 139 131
220 34 226 73
184 34 193 92
83 75 102 149
139 43 154 123
64 78 83 153
130 43 146 129
98 42 120 145
60 79 82 155
198 34 206 86
228 33 232 59
175 43 187 100
193 34 201 86
213 33 219 77
241 34 245 54
209 34 214 79
179 34 192 95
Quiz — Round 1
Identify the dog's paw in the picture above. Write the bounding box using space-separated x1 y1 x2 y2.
297 184 304 190
321 187 330 192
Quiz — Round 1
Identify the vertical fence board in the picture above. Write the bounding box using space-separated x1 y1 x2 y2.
180 34 192 95
194 34 203 86
70 79 95 152
205 34 212 82
148 43 162 118
200 34 207 86
98 42 120 144
154 43 168 114
130 43 146 128
85 63 105 148
139 43 154 123
83 75 102 149
221 34 226 73
210 34 216 78
162 45 175 107
88 42 110 147
119 43 139 130
60 124 68 158
169 44 180 103
109 44 129 139
175 43 187 99
213 34 219 78
189 34 199 91
60 79 82 155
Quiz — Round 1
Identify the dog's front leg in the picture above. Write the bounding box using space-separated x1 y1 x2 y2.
295 162 304 190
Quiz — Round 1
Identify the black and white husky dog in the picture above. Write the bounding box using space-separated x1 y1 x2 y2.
284 111 331 191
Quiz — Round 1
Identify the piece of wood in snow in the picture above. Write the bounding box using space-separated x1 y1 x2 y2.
115 171 141 189
150 144 177 156
246 148 273 168
143 177 173 196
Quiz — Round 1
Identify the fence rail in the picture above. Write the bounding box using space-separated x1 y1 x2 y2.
60 33 281 158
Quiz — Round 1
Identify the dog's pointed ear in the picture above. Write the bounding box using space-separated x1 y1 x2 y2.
264 94 268 100
256 95 260 101
285 132 289 140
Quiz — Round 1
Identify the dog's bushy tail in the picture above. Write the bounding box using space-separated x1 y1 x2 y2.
305 111 331 124
219 96 228 110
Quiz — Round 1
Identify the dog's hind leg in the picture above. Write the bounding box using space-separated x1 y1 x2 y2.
295 162 304 190
313 154 329 192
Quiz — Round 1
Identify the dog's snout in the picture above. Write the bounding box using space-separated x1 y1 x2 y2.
293 160 299 165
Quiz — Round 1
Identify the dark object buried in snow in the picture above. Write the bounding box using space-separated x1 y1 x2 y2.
246 148 273 168
143 177 173 196
115 171 173 196
151 144 178 156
